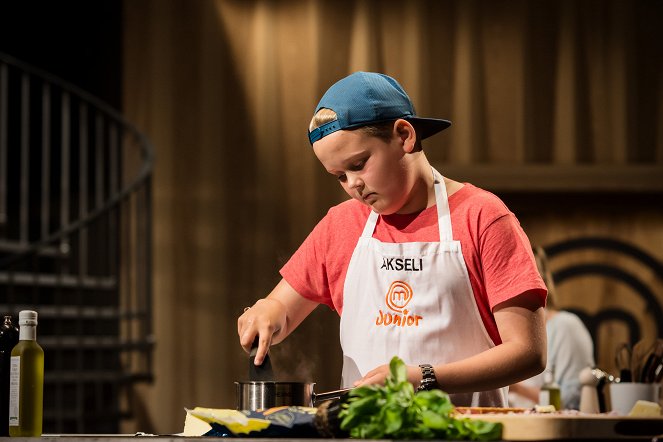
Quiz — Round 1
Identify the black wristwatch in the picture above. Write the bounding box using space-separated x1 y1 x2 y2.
417 364 437 391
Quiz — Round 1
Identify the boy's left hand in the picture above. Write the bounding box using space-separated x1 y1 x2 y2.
354 363 423 389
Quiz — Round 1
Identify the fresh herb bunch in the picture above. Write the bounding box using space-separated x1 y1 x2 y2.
338 357 502 440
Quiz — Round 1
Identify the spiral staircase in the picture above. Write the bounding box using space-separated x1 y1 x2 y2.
0 52 154 434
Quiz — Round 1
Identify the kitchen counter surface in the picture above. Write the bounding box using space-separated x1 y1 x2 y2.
6 436 662 442
8 414 661 441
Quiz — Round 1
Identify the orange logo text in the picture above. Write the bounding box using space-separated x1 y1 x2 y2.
375 281 422 327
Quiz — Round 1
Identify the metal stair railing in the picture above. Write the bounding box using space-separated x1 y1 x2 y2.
0 52 154 434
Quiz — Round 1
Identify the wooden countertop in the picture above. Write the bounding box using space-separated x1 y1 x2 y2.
465 413 663 440
8 415 660 441
5 435 660 442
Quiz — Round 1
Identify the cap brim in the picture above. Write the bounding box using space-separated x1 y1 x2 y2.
407 117 451 140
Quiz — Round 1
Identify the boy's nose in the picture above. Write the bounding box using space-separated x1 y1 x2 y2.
346 173 363 189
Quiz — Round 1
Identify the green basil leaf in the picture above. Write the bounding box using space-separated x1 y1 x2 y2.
338 356 502 440
421 409 449 430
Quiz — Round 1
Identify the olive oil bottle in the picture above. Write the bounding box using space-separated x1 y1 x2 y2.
538 368 562 411
9 310 44 437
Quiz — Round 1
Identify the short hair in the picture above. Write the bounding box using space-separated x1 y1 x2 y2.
309 109 422 150
533 246 557 309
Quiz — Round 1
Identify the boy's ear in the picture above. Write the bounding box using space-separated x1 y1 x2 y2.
394 119 417 152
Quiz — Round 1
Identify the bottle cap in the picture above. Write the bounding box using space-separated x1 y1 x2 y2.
543 370 554 384
18 310 38 326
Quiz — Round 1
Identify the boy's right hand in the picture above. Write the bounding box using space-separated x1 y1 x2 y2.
237 278 320 366
237 297 287 366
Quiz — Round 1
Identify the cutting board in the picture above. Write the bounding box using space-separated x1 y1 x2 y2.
466 414 663 440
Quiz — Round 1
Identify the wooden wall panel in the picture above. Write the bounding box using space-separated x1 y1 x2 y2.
122 0 663 434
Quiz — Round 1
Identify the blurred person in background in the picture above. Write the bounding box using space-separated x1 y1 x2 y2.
509 246 595 410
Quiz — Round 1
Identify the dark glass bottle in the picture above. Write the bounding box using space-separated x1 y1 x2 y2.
0 316 19 436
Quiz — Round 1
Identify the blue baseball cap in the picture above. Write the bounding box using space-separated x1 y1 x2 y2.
308 72 451 145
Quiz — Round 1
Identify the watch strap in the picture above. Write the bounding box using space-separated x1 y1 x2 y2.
417 363 437 391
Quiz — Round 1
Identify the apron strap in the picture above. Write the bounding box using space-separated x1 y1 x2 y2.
432 168 454 242
361 211 379 238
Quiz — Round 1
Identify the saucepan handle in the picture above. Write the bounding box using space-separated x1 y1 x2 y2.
313 388 352 404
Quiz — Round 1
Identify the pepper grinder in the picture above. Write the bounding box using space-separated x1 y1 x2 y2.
579 366 600 414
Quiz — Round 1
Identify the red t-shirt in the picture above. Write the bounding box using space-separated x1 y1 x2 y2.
280 183 546 345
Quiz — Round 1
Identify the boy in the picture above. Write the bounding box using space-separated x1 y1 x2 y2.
238 72 547 406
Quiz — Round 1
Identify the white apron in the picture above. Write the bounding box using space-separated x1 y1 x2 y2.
339 168 507 407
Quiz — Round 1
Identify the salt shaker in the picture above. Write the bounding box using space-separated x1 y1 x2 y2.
579 366 600 414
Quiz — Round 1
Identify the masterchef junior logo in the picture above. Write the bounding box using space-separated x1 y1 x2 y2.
375 280 423 327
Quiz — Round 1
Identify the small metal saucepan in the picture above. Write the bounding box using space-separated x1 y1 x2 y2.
235 381 350 411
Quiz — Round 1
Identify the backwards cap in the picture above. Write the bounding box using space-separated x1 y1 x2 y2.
308 71 451 145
